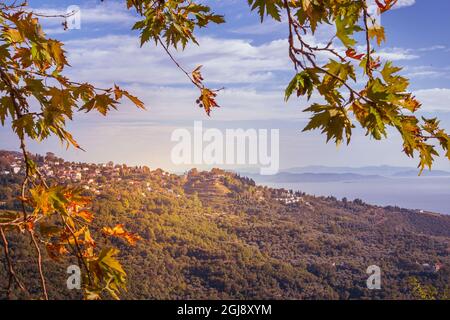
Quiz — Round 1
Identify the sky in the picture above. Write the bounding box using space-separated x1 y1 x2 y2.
1 0 450 172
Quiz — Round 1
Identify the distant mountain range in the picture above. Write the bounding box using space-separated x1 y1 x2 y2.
240 165 450 183
284 165 450 177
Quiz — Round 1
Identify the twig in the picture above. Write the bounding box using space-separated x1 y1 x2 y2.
157 37 201 89
29 230 48 300
0 226 28 297
363 4 373 78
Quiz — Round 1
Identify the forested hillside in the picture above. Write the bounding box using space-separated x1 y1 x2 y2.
0 151 449 299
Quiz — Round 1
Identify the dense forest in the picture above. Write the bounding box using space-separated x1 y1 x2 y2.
0 151 449 299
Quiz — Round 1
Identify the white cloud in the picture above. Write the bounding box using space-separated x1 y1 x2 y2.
394 0 416 9
404 66 449 79
72 82 318 124
61 32 332 122
375 48 419 61
60 31 450 125
417 45 446 52
31 2 135 28
414 88 450 112
64 35 291 86
58 33 315 122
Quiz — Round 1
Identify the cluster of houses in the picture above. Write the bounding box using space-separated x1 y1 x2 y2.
41 156 117 182
0 152 22 175
0 151 159 195
0 151 193 203
273 190 311 207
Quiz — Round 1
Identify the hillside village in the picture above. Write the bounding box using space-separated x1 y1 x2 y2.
0 150 306 206
0 150 176 195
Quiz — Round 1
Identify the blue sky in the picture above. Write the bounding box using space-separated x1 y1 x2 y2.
1 0 450 171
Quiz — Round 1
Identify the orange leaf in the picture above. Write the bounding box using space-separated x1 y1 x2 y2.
102 224 142 246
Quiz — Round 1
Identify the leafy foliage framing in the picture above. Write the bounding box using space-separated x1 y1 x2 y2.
0 0 449 300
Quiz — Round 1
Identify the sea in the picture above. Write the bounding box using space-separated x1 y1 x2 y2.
262 177 450 215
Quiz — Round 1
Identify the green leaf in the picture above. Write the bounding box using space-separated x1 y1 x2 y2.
303 104 353 145
285 72 314 101
335 15 363 48
381 61 402 83
248 0 282 22
98 248 126 280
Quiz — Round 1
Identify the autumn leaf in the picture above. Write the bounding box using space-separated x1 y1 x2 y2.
198 88 220 116
346 48 365 60
368 26 386 46
75 210 95 223
102 224 142 246
375 0 398 13
46 243 69 261
192 65 204 85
